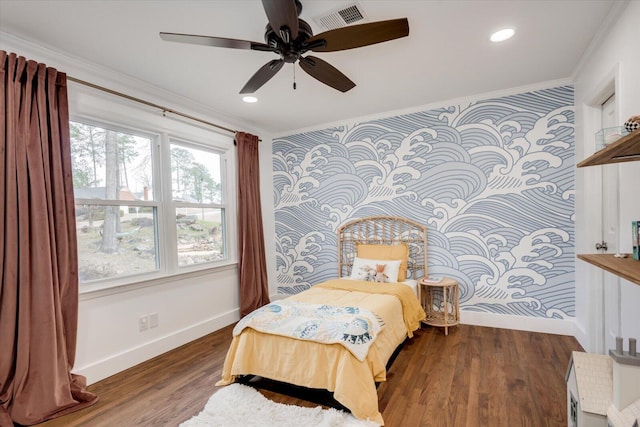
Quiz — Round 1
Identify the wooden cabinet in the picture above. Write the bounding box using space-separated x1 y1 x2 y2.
576 130 640 286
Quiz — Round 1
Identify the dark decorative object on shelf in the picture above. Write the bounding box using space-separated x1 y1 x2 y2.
633 220 639 261
624 115 640 133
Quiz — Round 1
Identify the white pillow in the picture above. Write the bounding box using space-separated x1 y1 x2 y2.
350 257 402 283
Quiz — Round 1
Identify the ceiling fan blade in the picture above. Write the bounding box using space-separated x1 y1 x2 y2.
160 32 276 52
306 18 409 52
299 56 355 93
240 59 285 94
262 0 299 42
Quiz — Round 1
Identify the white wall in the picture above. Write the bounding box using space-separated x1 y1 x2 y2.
260 134 279 300
573 0 640 352
1 33 266 384
76 267 239 382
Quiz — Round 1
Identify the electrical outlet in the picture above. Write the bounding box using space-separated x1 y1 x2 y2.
149 313 159 328
138 315 149 332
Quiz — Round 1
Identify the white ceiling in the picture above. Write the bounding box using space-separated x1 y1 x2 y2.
0 0 617 135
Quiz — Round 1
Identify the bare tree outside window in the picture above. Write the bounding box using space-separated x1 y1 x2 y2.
70 122 158 282
100 130 120 253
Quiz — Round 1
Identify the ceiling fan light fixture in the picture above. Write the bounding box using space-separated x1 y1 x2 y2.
490 28 515 42
242 96 258 103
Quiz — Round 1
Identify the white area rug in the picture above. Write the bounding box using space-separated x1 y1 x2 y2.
180 383 380 427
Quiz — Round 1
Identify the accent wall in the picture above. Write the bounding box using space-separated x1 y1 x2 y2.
273 85 575 319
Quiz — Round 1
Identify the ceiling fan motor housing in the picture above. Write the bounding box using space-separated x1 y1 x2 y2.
264 19 314 63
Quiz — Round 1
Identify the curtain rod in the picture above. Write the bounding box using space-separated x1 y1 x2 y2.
66 76 237 135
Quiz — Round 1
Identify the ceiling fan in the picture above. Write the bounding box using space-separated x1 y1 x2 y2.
159 0 409 94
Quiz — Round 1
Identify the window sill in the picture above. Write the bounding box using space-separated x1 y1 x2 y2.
79 262 238 301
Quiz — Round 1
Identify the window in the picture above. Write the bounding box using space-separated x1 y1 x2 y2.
569 392 578 427
170 140 226 267
70 119 232 290
71 121 159 283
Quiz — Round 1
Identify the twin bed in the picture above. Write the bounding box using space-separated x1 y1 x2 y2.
216 216 428 425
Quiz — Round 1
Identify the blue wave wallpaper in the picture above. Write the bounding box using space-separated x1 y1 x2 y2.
272 85 575 319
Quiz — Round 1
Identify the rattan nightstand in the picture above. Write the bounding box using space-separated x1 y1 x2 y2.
420 277 460 335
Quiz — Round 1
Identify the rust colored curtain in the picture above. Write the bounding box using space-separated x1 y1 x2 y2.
235 132 270 316
0 51 98 425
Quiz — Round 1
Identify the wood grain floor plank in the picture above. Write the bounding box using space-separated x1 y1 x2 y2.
35 323 582 427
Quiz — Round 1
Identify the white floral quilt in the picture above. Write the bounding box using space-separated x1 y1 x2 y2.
233 300 385 361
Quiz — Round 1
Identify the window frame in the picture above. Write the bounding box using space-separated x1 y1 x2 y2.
68 88 237 295
164 136 230 272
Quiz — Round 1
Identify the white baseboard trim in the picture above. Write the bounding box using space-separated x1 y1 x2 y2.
75 309 239 385
461 310 576 336
76 308 577 385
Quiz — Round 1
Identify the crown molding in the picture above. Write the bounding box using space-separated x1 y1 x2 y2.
278 77 574 137
570 0 630 80
0 31 265 138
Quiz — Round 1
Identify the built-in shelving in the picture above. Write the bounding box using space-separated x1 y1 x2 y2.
576 130 640 167
576 129 640 285
577 254 640 286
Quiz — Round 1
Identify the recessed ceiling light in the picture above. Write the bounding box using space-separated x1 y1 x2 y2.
490 28 515 42
242 96 258 103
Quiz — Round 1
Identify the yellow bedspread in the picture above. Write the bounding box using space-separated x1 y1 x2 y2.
216 279 426 425
315 279 426 338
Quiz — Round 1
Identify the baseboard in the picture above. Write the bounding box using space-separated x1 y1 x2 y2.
75 309 239 385
461 310 576 336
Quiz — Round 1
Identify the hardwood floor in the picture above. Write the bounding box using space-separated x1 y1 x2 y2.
37 324 582 427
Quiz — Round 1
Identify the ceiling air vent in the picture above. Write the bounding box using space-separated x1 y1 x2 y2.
314 3 367 31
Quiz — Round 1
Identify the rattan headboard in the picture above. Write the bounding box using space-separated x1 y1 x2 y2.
337 215 428 280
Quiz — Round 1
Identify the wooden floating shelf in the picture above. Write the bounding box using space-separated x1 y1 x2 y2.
577 253 640 286
577 130 640 168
